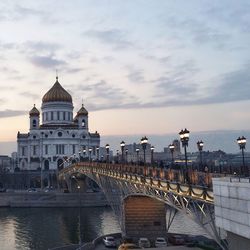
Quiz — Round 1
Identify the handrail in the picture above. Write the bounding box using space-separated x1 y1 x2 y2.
59 162 217 203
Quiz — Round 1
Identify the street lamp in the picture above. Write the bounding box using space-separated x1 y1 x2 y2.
83 149 86 159
136 148 139 165
169 144 175 168
150 146 155 165
116 150 119 163
237 136 247 176
179 128 190 183
40 131 44 189
105 144 110 163
120 141 125 163
77 184 82 246
141 136 148 165
96 147 100 161
89 148 92 162
125 148 128 164
197 141 204 172
78 151 81 162
71 176 82 245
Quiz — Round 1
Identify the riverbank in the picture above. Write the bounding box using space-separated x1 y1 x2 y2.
0 191 108 207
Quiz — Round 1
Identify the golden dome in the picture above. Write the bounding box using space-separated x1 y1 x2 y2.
42 77 72 103
77 104 88 116
29 104 40 116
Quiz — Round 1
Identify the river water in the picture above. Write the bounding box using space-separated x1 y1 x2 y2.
0 207 208 250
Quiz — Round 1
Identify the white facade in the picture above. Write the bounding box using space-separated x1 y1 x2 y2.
17 77 100 171
213 177 250 249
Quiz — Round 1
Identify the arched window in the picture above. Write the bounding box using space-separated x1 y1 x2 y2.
44 160 49 170
33 119 37 127
82 119 85 127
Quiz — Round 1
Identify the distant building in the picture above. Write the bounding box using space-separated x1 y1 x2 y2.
0 155 11 172
17 77 100 172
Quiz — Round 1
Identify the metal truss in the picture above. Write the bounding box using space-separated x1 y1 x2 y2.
59 163 228 250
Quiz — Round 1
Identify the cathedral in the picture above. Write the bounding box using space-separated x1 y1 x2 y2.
17 77 100 171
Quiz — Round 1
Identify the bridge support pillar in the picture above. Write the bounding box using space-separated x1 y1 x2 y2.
123 195 166 241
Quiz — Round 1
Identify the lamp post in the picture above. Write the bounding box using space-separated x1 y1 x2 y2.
71 175 82 245
197 141 204 172
105 144 110 163
237 136 247 176
40 132 44 189
83 149 86 160
125 149 128 164
136 148 139 165
78 151 81 162
77 184 82 246
120 141 125 164
150 146 154 165
179 128 190 183
96 147 99 161
141 136 148 165
169 144 175 168
116 150 119 163
89 148 92 162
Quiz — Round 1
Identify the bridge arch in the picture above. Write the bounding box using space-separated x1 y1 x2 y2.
58 162 227 250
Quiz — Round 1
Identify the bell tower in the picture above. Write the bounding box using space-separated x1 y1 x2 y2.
76 104 88 130
29 104 40 130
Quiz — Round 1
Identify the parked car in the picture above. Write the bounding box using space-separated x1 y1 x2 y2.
118 243 141 250
27 188 37 192
155 237 167 247
44 186 54 192
138 238 150 248
103 236 116 247
168 235 185 245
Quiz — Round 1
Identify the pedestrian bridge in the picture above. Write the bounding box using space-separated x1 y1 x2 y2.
58 162 227 249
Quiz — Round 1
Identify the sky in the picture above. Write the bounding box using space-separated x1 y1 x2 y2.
0 0 250 154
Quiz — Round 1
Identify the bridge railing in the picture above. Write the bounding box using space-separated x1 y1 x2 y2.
59 162 220 203
61 161 229 188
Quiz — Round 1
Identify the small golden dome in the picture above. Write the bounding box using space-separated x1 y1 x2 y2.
42 77 72 103
77 104 88 116
29 104 40 116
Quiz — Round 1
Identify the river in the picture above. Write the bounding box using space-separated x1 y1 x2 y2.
0 207 208 250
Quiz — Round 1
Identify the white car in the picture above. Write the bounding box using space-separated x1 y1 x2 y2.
155 237 167 247
138 238 150 248
103 236 116 247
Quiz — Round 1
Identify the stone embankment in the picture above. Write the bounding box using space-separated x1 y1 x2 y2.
0 191 108 207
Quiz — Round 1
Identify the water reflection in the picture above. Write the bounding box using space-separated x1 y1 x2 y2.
0 207 209 250
0 207 120 250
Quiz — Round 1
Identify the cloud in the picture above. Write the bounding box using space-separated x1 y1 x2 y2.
83 29 132 49
65 67 85 74
165 15 231 49
0 109 26 118
0 42 16 50
0 66 19 74
29 55 66 68
23 41 61 53
204 2 250 33
68 80 141 111
19 92 40 100
13 5 45 18
127 69 145 83
201 63 250 104
153 62 250 107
